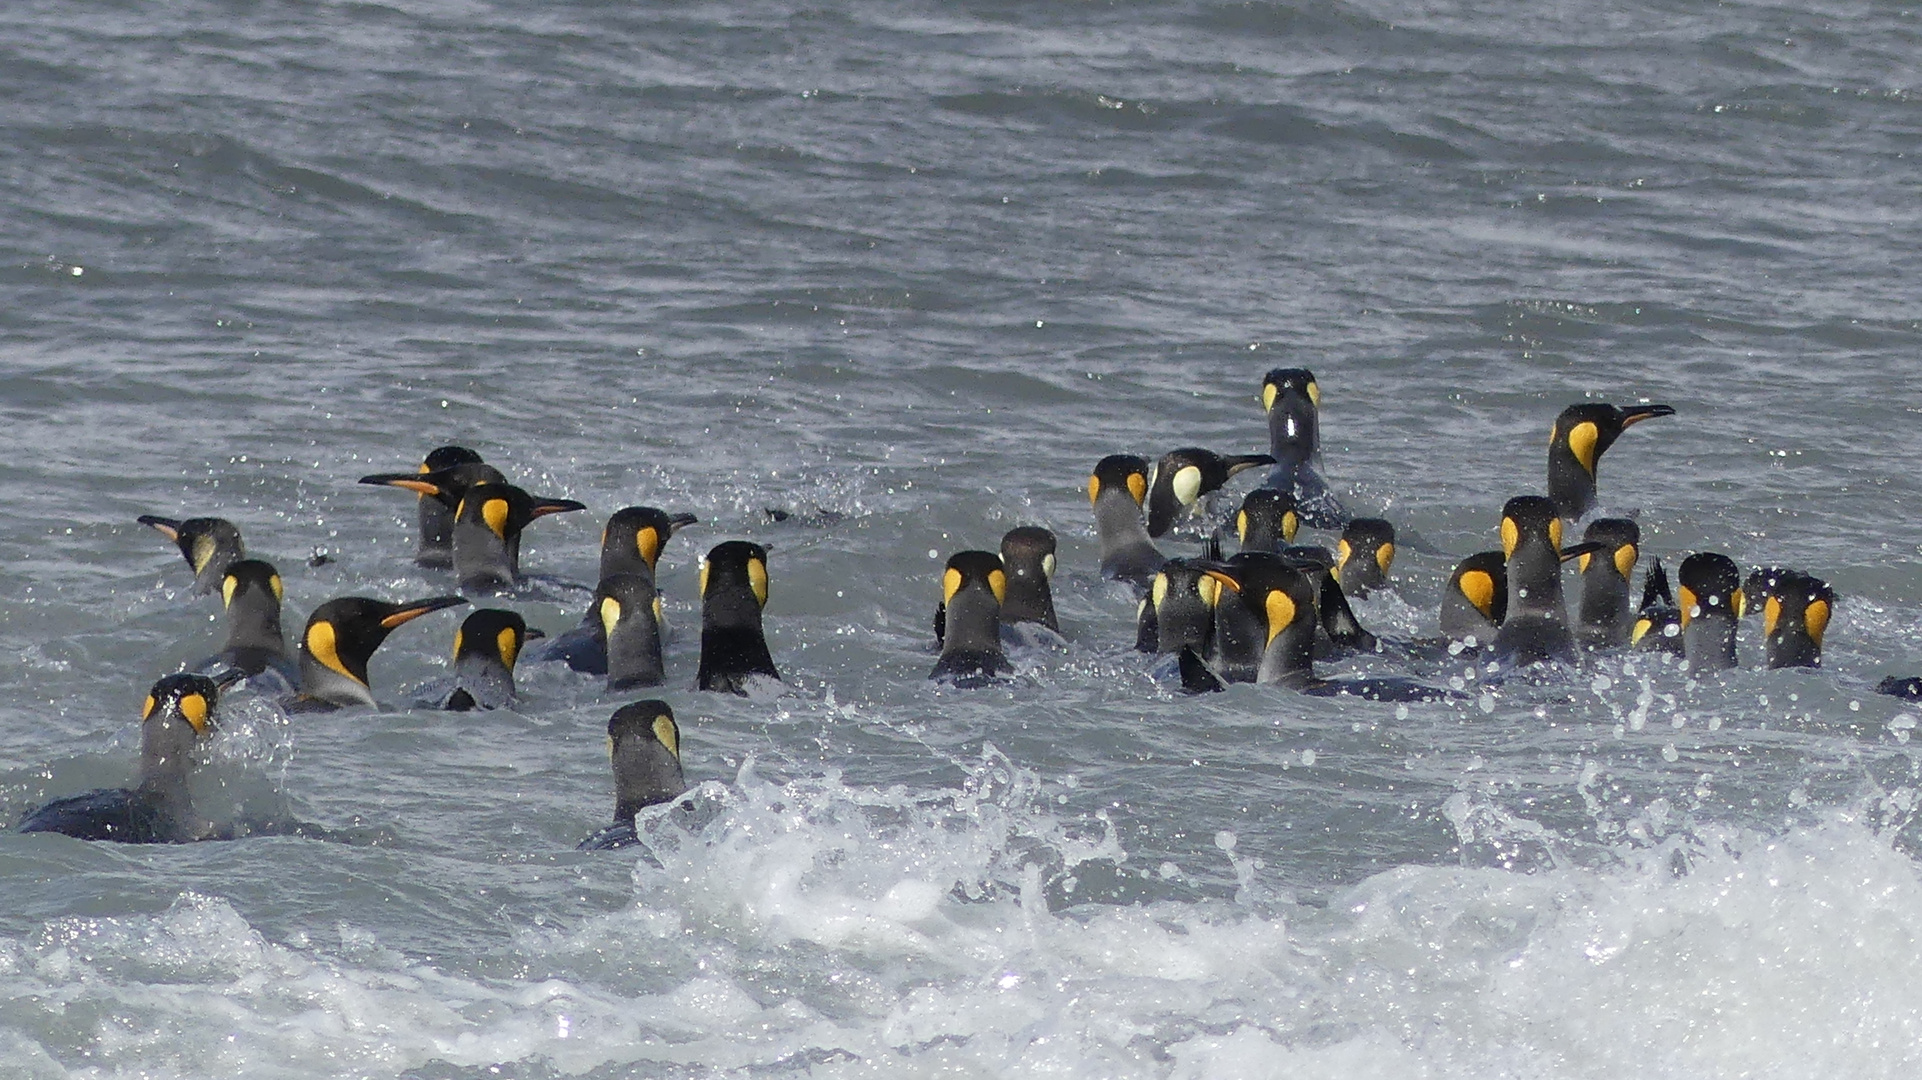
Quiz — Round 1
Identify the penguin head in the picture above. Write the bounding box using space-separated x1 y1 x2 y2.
138 515 244 591
598 573 664 637
1576 518 1640 580
139 670 242 771
452 608 539 672
1088 454 1151 509
608 700 688 819
1743 566 1799 615
1500 496 1565 558
942 551 1006 608
701 540 771 608
1144 448 1274 538
1550 403 1677 475
300 594 468 693
1260 367 1320 418
1763 571 1833 650
1446 551 1510 626
359 460 508 511
1231 489 1300 553
421 445 485 472
1207 554 1317 680
454 482 587 542
220 558 284 610
1335 517 1396 586
999 526 1056 583
1677 552 1744 627
601 506 699 578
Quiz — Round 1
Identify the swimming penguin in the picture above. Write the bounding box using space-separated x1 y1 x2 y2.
1631 558 1685 656
599 506 700 583
18 670 245 843
1258 367 1348 528
931 551 1009 682
998 527 1060 632
295 594 468 710
410 447 502 568
1334 518 1396 597
1274 544 1377 654
1758 570 1831 670
1232 488 1301 554
137 515 245 594
439 608 542 711
1136 559 1223 655
696 541 779 694
1574 518 1641 649
577 701 689 851
1492 495 1603 666
1676 552 1744 673
1439 551 1509 645
359 468 583 589
1547 402 1676 520
1144 448 1274 538
196 558 299 694
1088 454 1165 588
598 573 667 691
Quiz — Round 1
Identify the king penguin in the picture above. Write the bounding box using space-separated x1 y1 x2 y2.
1492 495 1602 666
931 551 1009 682
1547 402 1676 521
577 701 689 850
410 447 502 568
1258 368 1348 528
1232 488 1300 554
599 506 699 583
697 541 780 694
998 527 1060 632
295 594 468 710
1334 518 1396 597
598 573 667 691
1089 454 1165 588
18 671 245 843
1573 518 1640 649
138 515 245 594
1676 552 1744 673
1439 551 1509 645
439 608 541 710
198 558 299 694
1757 570 1831 670
1143 448 1273 538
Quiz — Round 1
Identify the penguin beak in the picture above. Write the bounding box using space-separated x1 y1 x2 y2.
380 595 469 628
210 668 249 691
530 498 587 518
667 513 699 533
524 626 547 640
137 515 183 541
359 473 445 496
1618 404 1676 428
1558 542 1606 563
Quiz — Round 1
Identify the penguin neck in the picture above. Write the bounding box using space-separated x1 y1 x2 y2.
1094 493 1162 582
1266 406 1318 472
1766 622 1821 669
1240 518 1285 553
1548 452 1596 520
935 590 1006 675
417 498 455 567
453 652 517 705
1257 622 1316 687
299 653 378 708
1152 587 1213 655
607 612 666 689
135 720 198 826
454 521 519 593
599 547 657 584
612 744 686 822
1208 601 1267 684
1577 568 1633 643
223 594 286 656
1506 542 1567 621
1684 613 1739 671
1000 571 1057 630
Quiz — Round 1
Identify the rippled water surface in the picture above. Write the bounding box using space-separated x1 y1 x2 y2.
3 1 1922 1076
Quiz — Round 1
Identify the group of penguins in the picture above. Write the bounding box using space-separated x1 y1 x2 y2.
15 366 1912 847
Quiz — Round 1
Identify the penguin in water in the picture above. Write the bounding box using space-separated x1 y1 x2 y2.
597 573 667 691
1439 551 1509 646
1574 518 1641 649
533 506 698 674
998 527 1060 633
1258 368 1348 528
294 594 468 710
1630 558 1685 656
1334 518 1396 598
18 671 245 843
1752 570 1831 670
696 541 779 694
138 515 245 594
359 469 584 591
1181 559 1450 701
577 701 689 851
1232 488 1300 554
409 447 503 568
436 608 542 711
195 559 299 694
1135 558 1223 655
1547 402 1676 521
931 551 1009 683
1143 448 1274 538
1676 552 1744 673
1277 544 1378 655
1088 454 1165 588
1492 496 1604 667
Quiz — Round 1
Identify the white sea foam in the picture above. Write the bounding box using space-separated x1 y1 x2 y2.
4 753 1922 1079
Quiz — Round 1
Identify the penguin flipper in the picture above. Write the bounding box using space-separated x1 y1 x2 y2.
1319 574 1379 652
1877 676 1922 701
1134 598 1159 653
1178 647 1225 695
578 822 641 851
18 788 167 843
529 619 608 675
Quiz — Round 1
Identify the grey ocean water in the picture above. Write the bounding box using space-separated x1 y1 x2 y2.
4 0 1922 1075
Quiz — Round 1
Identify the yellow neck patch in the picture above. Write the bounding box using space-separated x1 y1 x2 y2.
1805 599 1831 645
496 627 521 669
1566 421 1600 475
1459 570 1496 619
1264 589 1297 646
481 498 511 540
305 620 362 684
748 558 769 606
1500 518 1520 559
177 693 210 734
653 714 680 759
636 527 661 567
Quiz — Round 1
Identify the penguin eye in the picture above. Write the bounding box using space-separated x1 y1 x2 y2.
748 558 769 606
222 575 240 608
943 567 964 603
